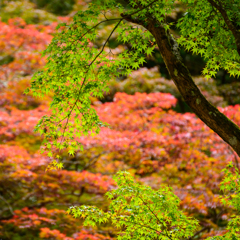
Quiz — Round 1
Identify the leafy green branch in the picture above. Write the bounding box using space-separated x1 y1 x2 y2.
26 0 161 165
67 171 199 239
59 19 123 150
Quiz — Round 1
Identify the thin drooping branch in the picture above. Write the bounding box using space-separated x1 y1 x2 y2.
80 20 123 91
187 226 210 240
59 19 123 147
56 1 161 148
137 195 173 240
0 195 14 216
123 0 159 16
77 0 159 44
206 0 240 56
114 217 172 239
121 14 240 157
77 18 123 42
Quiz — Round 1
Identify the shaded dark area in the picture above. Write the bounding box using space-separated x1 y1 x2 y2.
30 0 76 15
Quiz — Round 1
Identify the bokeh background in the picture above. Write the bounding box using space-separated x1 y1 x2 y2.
0 0 240 239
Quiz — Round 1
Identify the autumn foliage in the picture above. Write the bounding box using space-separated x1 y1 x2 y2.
1 2 240 239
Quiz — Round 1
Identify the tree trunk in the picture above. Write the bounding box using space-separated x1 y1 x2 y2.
122 15 240 156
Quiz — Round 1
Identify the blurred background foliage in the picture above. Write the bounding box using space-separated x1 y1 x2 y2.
0 0 240 239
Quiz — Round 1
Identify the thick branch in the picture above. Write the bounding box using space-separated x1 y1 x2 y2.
206 0 240 56
122 15 240 156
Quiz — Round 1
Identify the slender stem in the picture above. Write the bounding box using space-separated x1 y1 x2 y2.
114 217 171 239
187 226 210 240
206 0 240 56
59 19 123 147
77 18 123 42
80 19 123 91
122 0 159 18
77 0 159 42
0 195 14 216
138 195 173 240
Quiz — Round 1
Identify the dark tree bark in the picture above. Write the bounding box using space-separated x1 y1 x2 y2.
121 6 240 156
